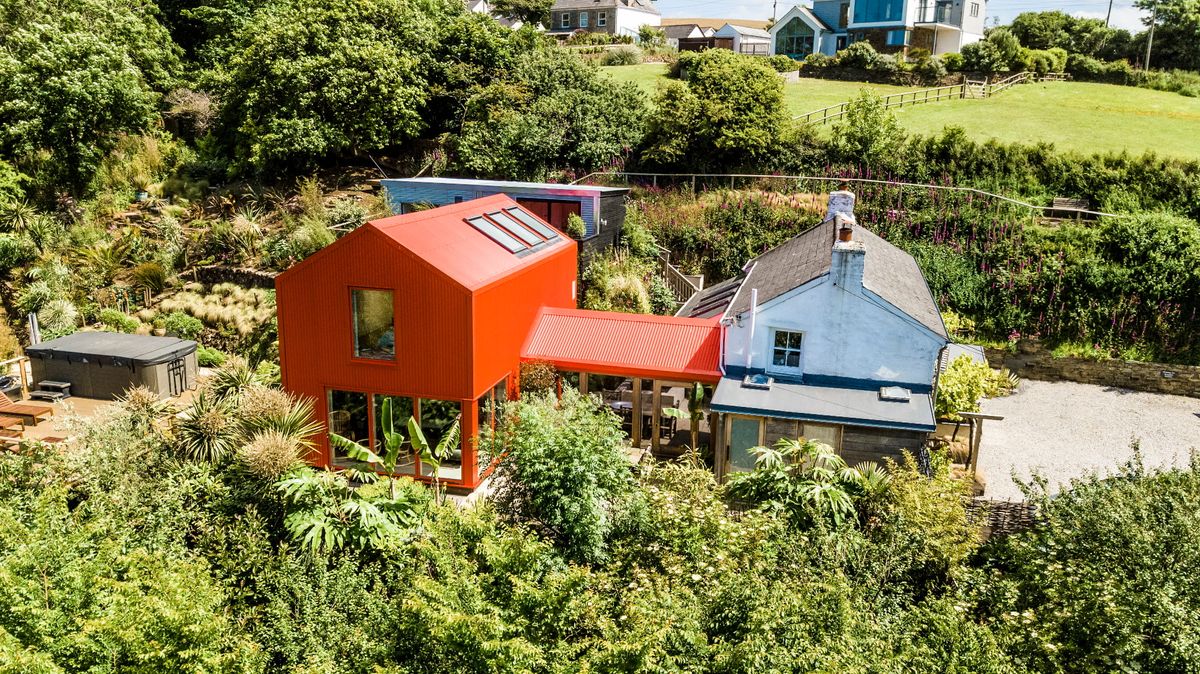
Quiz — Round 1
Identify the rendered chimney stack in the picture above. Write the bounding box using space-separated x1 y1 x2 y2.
826 183 856 223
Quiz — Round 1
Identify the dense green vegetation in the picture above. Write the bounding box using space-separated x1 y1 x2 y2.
2 369 1198 672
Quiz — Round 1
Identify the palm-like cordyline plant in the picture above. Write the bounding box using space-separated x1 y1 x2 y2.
174 392 240 463
727 438 890 528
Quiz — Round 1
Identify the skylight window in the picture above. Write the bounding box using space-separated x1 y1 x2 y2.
487 211 543 248
505 207 562 241
466 216 526 254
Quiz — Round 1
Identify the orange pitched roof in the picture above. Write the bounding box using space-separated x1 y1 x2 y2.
522 308 723 382
368 194 570 291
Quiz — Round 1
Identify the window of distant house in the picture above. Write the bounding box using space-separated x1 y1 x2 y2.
579 11 588 27
561 12 570 28
969 2 979 16
839 2 849 28
770 330 803 370
598 11 606 26
886 29 907 46
352 288 395 360
854 0 903 23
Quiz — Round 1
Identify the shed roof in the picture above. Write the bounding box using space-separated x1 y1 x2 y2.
717 23 772 38
522 308 723 382
26 332 197 367
717 218 947 338
711 376 936 431
383 177 629 196
367 194 570 291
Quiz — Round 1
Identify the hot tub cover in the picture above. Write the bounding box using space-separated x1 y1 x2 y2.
25 332 198 367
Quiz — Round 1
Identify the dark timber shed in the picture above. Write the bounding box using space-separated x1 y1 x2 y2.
25 332 198 400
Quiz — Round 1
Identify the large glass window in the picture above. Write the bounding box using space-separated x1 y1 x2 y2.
774 18 815 57
854 0 903 22
352 289 395 360
328 390 369 465
728 416 762 472
771 330 803 369
419 398 462 480
374 395 416 475
476 379 508 478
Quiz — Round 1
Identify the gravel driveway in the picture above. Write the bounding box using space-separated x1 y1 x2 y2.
977 379 1200 501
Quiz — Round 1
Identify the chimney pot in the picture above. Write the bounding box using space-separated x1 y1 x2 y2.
838 226 853 243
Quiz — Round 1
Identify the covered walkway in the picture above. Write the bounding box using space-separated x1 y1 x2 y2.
522 308 724 454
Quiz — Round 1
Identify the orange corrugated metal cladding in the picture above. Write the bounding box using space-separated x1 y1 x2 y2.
276 204 577 490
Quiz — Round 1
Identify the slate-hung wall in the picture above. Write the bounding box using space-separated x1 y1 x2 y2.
381 178 628 264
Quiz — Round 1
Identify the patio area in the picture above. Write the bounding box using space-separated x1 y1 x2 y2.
2 355 199 449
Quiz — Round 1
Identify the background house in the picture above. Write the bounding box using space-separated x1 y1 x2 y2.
381 177 629 262
769 5 837 58
807 0 985 54
679 191 949 475
714 23 772 55
663 23 703 48
549 0 660 39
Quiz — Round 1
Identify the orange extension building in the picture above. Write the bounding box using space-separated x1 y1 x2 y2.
276 195 722 492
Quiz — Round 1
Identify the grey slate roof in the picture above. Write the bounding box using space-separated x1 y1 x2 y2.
663 23 701 39
551 0 659 13
677 275 742 319
711 376 936 431
720 218 948 339
725 218 835 317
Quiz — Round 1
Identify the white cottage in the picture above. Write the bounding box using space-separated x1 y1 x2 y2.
678 191 950 475
714 23 772 55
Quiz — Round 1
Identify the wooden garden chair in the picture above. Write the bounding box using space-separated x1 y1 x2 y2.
0 415 24 436
0 391 54 424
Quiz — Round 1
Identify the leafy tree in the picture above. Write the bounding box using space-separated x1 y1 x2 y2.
641 49 788 171
212 0 433 175
962 28 1021 72
0 3 166 195
1134 0 1200 70
1008 10 1132 60
973 453 1200 672
831 90 907 171
491 389 632 563
454 47 648 179
490 0 552 26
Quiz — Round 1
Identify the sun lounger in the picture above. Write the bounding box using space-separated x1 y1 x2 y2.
0 391 54 424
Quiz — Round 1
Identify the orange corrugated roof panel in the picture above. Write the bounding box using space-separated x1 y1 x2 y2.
369 194 567 291
522 308 723 382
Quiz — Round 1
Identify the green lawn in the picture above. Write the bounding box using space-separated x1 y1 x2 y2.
600 65 1200 160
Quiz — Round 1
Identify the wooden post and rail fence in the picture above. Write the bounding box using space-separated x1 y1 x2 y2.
794 71 1069 125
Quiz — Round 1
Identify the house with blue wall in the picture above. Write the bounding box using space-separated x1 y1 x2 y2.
771 0 985 58
381 177 629 262
679 190 950 474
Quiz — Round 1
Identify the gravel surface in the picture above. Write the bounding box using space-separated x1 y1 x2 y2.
977 380 1200 501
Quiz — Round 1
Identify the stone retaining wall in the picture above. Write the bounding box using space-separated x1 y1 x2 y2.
191 265 279 289
984 340 1200 399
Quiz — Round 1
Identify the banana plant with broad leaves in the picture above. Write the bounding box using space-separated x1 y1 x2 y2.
327 396 411 499
408 415 460 504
